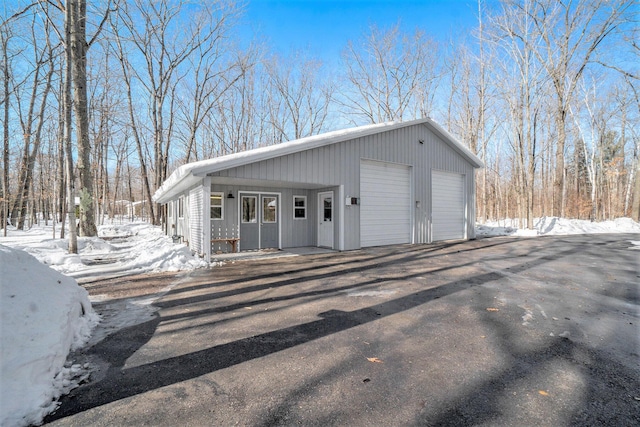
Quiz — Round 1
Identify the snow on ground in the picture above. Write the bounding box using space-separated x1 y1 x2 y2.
476 216 640 237
0 220 209 426
1 221 209 280
0 216 639 426
0 246 99 427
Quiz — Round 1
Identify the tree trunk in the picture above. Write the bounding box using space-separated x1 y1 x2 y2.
1 30 9 235
553 107 566 217
631 152 640 221
57 61 66 233
69 0 97 236
65 0 78 253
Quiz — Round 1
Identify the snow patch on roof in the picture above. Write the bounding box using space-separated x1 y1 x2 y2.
153 118 483 203
154 121 397 202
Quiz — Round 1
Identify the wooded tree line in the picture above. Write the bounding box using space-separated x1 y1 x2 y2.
1 0 638 248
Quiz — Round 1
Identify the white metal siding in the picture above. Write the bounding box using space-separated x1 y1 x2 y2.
360 160 411 247
189 187 204 254
432 171 465 241
212 122 478 250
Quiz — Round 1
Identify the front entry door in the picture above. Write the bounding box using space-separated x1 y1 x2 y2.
260 195 278 248
318 191 334 248
240 193 279 251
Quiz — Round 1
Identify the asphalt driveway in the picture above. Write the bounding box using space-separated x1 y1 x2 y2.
46 234 640 426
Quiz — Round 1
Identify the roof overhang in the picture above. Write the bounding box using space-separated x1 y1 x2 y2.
153 118 483 204
423 119 484 168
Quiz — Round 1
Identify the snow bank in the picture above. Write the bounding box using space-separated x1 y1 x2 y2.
0 245 99 427
97 222 209 273
476 217 640 237
1 221 209 279
0 221 208 426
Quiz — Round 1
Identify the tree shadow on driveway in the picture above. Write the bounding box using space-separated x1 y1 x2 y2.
45 236 640 425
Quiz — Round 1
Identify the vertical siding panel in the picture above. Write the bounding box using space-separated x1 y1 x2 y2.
272 157 280 180
279 156 285 180
303 151 309 183
285 155 292 181
390 131 396 162
307 151 313 182
259 161 266 179
307 151 314 183
331 144 337 182
203 122 477 250
293 152 300 181
317 147 323 182
317 148 323 183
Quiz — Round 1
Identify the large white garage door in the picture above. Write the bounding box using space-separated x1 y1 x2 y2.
432 170 466 241
360 160 411 247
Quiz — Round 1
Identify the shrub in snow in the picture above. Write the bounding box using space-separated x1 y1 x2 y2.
0 245 99 427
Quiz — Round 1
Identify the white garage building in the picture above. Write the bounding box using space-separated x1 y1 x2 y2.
153 118 483 259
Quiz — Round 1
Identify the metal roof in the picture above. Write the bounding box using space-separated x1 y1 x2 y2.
153 118 483 203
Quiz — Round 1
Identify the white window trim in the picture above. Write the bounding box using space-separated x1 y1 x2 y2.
210 192 224 220
178 196 184 219
293 195 307 220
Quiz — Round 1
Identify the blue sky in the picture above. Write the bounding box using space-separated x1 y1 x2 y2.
241 0 483 62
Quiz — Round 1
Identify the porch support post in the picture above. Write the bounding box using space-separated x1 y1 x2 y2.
203 176 211 261
338 184 345 251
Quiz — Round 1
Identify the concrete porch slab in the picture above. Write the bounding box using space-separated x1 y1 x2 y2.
210 246 336 263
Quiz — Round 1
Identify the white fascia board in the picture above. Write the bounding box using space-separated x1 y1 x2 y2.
424 118 484 169
153 173 202 204
153 118 479 203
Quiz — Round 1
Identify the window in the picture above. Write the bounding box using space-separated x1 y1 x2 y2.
293 196 306 219
178 197 184 218
242 196 257 223
263 196 277 223
323 197 332 222
167 201 173 218
210 193 223 220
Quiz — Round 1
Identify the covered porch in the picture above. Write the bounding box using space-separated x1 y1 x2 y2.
206 175 346 258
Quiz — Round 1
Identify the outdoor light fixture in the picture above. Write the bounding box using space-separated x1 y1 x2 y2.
227 191 234 199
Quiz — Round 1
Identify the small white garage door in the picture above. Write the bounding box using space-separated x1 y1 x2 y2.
432 170 466 241
360 160 411 247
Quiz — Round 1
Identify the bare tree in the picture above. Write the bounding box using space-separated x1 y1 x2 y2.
10 14 55 230
475 0 496 224
339 24 440 124
623 77 640 221
263 51 334 141
30 0 111 244
115 0 240 224
596 20 640 220
1 26 12 235
61 0 78 252
68 0 112 236
492 0 548 228
445 1 498 223
111 24 155 226
175 3 246 163
208 57 265 156
506 0 634 216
